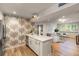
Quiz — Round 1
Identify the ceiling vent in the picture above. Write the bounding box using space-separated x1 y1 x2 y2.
58 3 66 7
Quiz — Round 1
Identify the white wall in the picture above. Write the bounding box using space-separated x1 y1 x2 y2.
35 21 57 35
35 22 48 35
46 21 58 33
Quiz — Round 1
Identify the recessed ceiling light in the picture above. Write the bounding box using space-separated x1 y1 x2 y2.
58 18 66 23
13 11 16 14
62 16 65 18
32 15 37 18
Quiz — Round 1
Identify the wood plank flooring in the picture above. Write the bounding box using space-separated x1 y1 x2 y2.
52 38 79 56
3 45 37 56
3 38 79 56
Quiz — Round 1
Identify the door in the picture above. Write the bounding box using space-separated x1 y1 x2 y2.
0 21 3 40
0 20 3 55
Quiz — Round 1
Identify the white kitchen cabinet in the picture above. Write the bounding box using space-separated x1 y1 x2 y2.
27 34 52 56
28 37 40 55
34 40 40 55
28 37 34 49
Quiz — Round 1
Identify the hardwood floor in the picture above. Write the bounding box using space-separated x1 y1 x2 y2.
3 45 37 56
52 38 79 56
3 38 79 56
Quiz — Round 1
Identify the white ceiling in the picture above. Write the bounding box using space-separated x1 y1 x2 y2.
0 3 79 23
37 3 79 23
0 3 53 18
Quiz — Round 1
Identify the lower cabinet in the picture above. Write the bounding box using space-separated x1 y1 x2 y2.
28 37 32 48
34 40 40 55
28 37 40 55
28 37 52 56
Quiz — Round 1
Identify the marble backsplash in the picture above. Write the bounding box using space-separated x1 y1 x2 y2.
3 16 33 49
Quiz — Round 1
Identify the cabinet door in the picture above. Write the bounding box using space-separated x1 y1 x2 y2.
31 39 35 51
28 38 31 47
28 37 40 55
34 40 40 55
28 37 33 48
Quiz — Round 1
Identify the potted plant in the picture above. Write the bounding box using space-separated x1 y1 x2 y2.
54 28 59 32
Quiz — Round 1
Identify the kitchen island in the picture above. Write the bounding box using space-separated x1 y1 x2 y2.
26 34 52 56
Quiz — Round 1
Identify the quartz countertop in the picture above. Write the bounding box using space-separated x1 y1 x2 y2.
26 34 53 42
